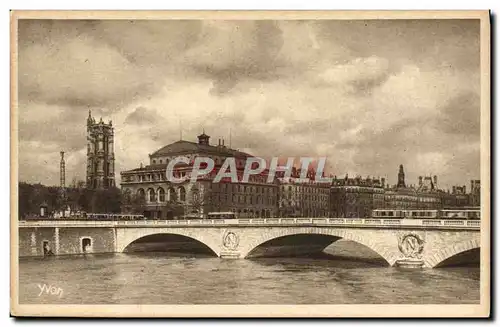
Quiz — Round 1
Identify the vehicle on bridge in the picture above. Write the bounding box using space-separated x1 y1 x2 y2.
403 210 440 219
372 208 480 220
440 209 480 220
371 210 405 219
207 212 236 220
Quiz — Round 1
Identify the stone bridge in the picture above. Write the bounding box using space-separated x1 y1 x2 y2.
18 217 481 268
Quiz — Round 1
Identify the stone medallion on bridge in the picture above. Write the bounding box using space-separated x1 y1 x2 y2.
222 231 240 250
398 233 425 259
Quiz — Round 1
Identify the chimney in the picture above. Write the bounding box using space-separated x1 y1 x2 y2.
433 175 438 186
381 177 386 188
418 176 423 186
222 138 225 146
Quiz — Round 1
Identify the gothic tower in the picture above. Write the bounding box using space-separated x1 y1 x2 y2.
86 110 115 189
397 164 406 188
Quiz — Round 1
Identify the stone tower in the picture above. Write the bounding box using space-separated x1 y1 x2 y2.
397 164 406 188
86 110 115 189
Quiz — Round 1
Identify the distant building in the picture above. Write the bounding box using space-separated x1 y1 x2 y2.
277 175 330 217
86 111 115 189
330 175 385 218
396 164 406 188
470 179 481 206
379 165 481 211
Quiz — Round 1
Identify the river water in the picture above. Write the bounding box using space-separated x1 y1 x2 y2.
18 240 479 304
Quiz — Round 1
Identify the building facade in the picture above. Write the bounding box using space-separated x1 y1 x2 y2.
330 176 385 218
120 133 278 219
86 111 115 189
277 176 330 217
384 166 441 210
470 180 481 206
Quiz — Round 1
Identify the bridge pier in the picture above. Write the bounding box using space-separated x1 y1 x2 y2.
220 251 241 259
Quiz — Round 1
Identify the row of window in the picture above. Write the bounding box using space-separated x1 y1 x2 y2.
279 200 329 209
284 193 329 202
134 187 187 203
209 183 277 194
281 185 329 194
209 194 277 206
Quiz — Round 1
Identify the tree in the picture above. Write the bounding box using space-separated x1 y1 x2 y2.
90 187 122 213
78 188 93 212
127 193 147 215
18 182 124 217
189 184 206 215
164 201 185 219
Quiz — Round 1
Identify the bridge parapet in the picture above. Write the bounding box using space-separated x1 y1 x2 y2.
18 216 481 267
18 217 480 230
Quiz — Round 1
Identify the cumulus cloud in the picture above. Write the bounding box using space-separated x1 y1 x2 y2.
17 19 481 189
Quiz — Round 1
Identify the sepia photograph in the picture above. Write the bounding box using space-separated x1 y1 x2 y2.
10 10 490 317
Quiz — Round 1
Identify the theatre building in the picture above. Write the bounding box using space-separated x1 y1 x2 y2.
120 132 278 219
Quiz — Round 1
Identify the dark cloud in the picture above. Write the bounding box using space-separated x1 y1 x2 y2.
19 104 88 152
186 21 285 95
18 20 193 110
93 20 203 67
315 19 480 71
439 91 480 138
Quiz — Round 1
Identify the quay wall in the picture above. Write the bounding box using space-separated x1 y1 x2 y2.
19 227 116 257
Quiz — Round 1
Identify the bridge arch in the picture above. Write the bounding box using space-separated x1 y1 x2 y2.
425 239 480 268
239 227 395 265
117 229 221 256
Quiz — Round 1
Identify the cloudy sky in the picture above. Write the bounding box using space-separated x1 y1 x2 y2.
18 19 481 189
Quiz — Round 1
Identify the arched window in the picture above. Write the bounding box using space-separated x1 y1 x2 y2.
137 189 145 201
158 187 165 202
168 187 177 202
147 188 156 202
123 189 132 203
179 186 186 202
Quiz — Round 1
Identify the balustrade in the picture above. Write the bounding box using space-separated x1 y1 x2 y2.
19 216 480 229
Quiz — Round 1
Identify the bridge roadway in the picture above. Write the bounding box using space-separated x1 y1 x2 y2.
18 217 481 268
